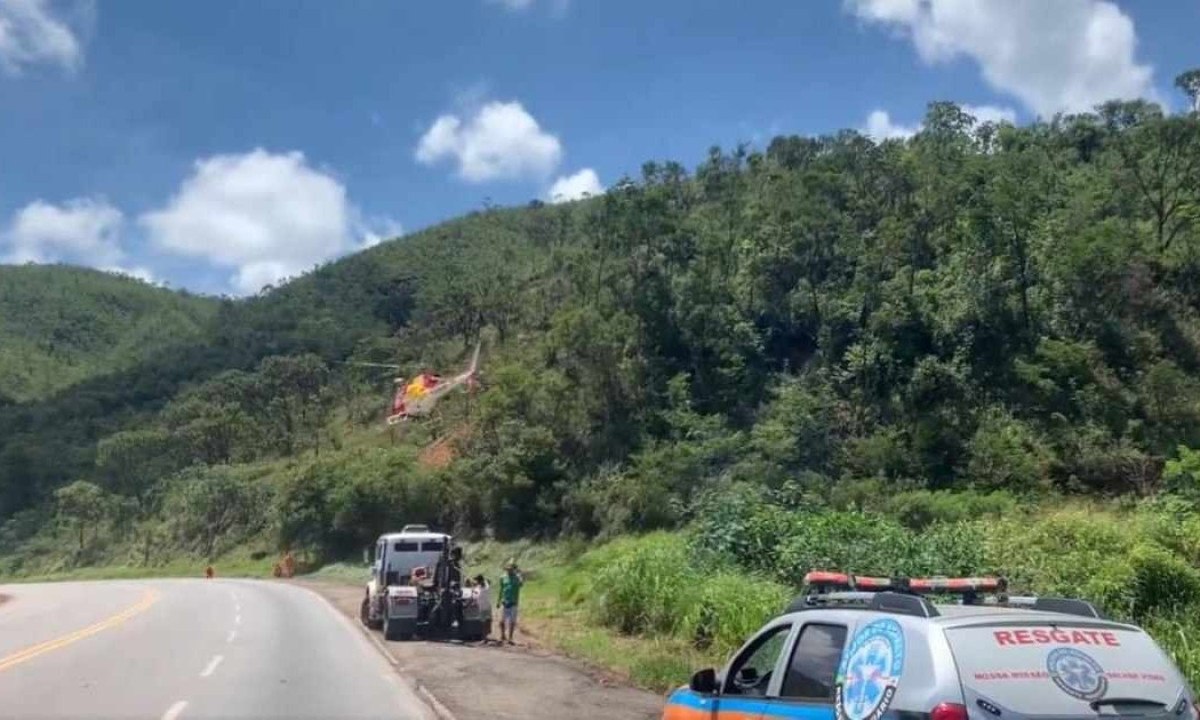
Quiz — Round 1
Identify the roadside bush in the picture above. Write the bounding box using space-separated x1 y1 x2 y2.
1143 611 1200 688
775 512 914 583
584 532 789 660
897 521 988 576
688 483 800 574
889 489 1021 530
591 533 697 636
982 510 1138 616
1163 445 1200 498
1137 502 1200 566
1128 544 1200 619
682 572 790 655
824 476 922 513
966 409 1051 492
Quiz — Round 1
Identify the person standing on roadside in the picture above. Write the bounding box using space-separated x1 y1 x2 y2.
497 559 523 644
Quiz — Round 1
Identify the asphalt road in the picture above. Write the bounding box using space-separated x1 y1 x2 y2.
0 578 435 720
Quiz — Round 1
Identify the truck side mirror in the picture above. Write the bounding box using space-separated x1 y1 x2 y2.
690 668 717 694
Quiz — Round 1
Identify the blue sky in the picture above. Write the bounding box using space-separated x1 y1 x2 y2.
0 0 1196 296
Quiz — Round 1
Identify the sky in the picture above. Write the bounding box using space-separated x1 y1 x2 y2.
0 0 1196 296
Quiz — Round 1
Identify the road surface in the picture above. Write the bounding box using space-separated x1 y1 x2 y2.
0 578 435 720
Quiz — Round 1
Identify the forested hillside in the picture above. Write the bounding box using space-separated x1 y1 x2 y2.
2 89 1200 577
0 265 216 403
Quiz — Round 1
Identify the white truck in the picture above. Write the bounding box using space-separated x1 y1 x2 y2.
360 525 492 642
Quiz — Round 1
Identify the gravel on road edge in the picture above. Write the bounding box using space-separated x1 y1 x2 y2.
295 579 663 720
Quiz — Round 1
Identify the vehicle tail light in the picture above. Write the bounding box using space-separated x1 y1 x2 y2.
930 703 968 720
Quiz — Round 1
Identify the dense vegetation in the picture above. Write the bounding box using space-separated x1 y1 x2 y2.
0 265 216 403
3 78 1200 652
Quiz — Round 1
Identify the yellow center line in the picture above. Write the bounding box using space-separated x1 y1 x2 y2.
0 588 159 673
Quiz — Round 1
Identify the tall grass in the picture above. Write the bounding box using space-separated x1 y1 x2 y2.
576 500 1200 692
583 533 789 659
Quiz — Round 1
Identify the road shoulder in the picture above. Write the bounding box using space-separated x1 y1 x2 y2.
297 579 663 720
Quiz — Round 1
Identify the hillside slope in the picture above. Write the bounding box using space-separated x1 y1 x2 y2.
1 97 1199 560
0 265 217 402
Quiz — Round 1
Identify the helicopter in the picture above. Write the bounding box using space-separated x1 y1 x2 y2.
343 340 482 426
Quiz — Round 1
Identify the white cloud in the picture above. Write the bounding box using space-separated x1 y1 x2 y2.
0 0 84 75
862 102 1017 141
4 150 397 295
3 197 123 265
140 149 359 295
864 110 920 140
102 264 156 284
547 168 603 203
961 103 1017 126
846 0 1157 116
356 215 403 250
415 100 563 183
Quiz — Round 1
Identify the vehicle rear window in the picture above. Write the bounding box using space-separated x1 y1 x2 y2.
393 541 419 552
946 622 1184 716
421 540 444 551
781 623 847 700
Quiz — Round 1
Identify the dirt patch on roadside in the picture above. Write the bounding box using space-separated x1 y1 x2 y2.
298 580 663 720
0 594 8 607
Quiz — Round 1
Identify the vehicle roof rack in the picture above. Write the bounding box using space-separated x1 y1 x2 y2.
785 571 1102 621
977 595 1105 619
803 572 1008 597
785 590 939 618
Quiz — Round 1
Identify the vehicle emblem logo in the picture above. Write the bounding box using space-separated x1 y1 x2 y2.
836 618 906 720
1046 647 1107 701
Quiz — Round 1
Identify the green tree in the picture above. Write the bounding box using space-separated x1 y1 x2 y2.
1177 69 1200 114
54 480 108 552
258 354 333 456
165 467 271 558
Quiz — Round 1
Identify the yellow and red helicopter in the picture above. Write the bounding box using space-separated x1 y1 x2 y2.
346 341 482 426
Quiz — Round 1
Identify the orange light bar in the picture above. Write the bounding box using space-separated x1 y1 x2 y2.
852 576 893 590
908 577 1004 593
803 571 1005 594
804 571 851 585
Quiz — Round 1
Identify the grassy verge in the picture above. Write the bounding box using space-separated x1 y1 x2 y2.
452 535 736 693
0 548 277 584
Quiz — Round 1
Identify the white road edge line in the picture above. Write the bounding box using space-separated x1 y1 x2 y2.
417 685 458 720
200 655 223 678
161 700 188 720
290 583 454 720
227 630 237 643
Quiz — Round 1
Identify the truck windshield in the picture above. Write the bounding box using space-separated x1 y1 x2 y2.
393 541 419 552
422 541 445 551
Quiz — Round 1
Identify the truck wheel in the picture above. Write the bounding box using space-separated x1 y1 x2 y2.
384 618 402 641
362 596 383 630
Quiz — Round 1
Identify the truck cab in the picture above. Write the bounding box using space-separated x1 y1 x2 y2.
360 527 492 642
372 526 450 588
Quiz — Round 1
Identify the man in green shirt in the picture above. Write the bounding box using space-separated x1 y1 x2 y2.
497 558 523 644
